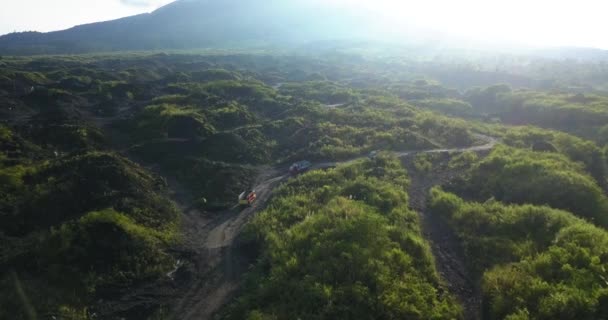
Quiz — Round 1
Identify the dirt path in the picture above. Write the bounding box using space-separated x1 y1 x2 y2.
205 174 285 249
402 143 495 320
166 166 286 320
89 109 496 320
172 134 497 320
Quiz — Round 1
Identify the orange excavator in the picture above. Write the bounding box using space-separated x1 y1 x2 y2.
238 190 257 206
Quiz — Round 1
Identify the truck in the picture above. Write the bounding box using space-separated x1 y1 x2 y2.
238 190 257 206
289 160 312 175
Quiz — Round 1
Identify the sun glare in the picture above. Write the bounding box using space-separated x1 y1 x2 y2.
327 0 608 48
1 0 607 49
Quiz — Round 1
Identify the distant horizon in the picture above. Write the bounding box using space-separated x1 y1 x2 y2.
2 0 608 51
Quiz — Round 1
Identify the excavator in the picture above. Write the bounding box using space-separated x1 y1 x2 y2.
238 190 257 206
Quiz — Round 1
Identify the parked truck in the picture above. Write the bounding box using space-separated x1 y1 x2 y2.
289 160 312 175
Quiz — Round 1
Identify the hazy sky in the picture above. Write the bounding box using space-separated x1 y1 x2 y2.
1 0 607 49
0 0 173 35
341 0 608 49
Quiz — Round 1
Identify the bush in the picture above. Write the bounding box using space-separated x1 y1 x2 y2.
413 153 433 173
448 151 478 169
500 126 607 186
223 156 461 319
453 146 608 226
415 98 474 117
429 189 608 319
1 209 176 319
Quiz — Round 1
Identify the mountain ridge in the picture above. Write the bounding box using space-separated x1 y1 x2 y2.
1 0 608 61
0 0 376 55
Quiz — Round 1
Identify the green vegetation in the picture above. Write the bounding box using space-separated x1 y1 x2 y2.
86 58 478 210
414 98 474 117
0 129 178 318
448 151 478 169
279 81 358 104
451 146 608 226
413 153 434 173
130 104 216 140
389 80 460 101
498 126 607 187
0 52 483 317
4 49 608 318
430 189 608 320
224 155 462 319
466 86 608 144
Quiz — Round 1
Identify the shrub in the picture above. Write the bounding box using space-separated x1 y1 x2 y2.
223 157 461 319
454 146 608 226
429 189 608 319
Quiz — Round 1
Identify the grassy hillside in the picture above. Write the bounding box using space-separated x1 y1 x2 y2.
0 52 478 318
1 53 480 210
224 155 462 319
448 146 608 226
0 125 179 318
430 189 608 320
2 51 608 319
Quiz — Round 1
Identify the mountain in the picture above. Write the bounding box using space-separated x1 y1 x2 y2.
0 0 381 55
2 0 608 60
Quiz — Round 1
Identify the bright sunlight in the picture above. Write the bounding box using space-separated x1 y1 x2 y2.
327 0 608 48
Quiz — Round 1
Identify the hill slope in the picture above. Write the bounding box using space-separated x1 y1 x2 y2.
0 0 377 55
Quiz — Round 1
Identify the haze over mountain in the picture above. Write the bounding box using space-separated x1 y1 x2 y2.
1 0 608 61
0 0 383 55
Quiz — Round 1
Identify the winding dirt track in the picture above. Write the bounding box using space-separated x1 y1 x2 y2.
93 130 496 320
5 87 497 319
166 134 497 320
169 166 287 320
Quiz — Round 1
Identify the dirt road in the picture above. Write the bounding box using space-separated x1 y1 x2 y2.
399 134 497 320
403 153 490 320
205 174 285 249
171 134 497 320
96 133 497 320
170 166 286 320
13 90 497 319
